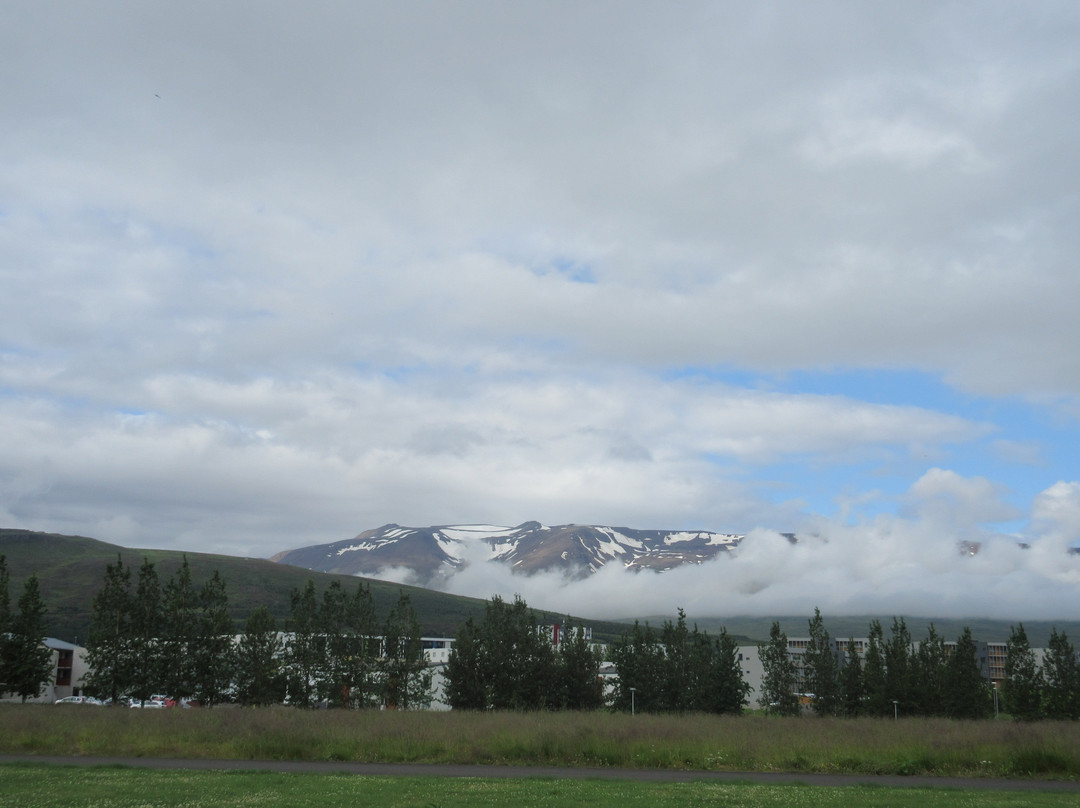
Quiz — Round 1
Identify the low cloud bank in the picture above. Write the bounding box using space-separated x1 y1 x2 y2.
434 475 1080 621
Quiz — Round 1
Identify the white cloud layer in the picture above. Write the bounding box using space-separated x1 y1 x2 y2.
437 472 1080 622
2 2 1079 617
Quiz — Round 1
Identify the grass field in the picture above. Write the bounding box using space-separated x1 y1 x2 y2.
5 704 1080 780
1 764 1078 808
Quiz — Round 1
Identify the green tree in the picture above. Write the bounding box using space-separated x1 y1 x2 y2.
862 620 888 717
345 581 381 708
610 620 665 713
444 616 485 709
160 558 199 702
477 595 557 710
838 638 864 717
804 608 839 716
556 619 604 711
285 579 323 707
320 580 379 708
659 610 693 711
379 592 431 710
84 556 133 704
128 558 162 705
942 627 990 720
1003 623 1042 721
6 575 53 701
884 617 913 717
0 555 11 695
705 627 751 714
1042 628 1080 720
912 624 947 717
759 621 798 716
235 605 285 706
193 570 235 706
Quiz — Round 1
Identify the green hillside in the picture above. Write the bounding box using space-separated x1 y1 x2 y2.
0 529 629 644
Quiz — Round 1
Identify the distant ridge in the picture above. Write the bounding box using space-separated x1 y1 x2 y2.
0 528 625 643
270 522 795 583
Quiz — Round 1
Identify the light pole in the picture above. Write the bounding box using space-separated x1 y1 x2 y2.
993 683 999 719
893 700 898 721
630 687 636 716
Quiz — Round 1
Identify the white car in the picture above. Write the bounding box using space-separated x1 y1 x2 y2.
55 695 94 705
130 698 168 708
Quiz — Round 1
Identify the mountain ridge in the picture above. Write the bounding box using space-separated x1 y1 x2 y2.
270 521 785 583
0 528 628 644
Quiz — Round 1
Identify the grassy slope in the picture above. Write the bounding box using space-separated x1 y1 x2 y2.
4 706 1080 781
0 529 631 643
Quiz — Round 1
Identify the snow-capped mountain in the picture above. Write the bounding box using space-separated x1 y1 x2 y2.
270 522 766 583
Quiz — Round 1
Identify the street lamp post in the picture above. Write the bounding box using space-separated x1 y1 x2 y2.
630 687 636 716
993 683 999 719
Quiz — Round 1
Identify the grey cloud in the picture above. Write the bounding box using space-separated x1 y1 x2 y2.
1 2 1078 617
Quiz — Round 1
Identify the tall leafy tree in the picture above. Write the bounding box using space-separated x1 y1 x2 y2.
345 581 381 708
804 608 839 716
862 619 889 717
556 619 604 711
477 595 558 710
659 610 693 711
884 617 913 716
193 570 235 706
912 624 947 717
705 627 751 714
320 580 378 707
285 579 323 707
318 580 353 706
128 558 162 704
1003 623 1042 721
160 558 200 702
0 555 11 695
838 638 864 717
943 627 990 719
84 556 133 703
610 620 665 713
444 616 485 709
1042 628 1080 720
235 605 285 706
6 575 53 701
379 592 431 710
759 621 798 716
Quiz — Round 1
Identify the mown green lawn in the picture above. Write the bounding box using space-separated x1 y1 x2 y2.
1 764 1077 808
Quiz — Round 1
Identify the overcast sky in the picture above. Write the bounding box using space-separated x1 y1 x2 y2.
3 2 1079 620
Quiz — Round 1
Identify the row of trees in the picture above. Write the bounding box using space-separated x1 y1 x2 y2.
277 578 430 709
84 556 430 708
759 609 1080 721
0 556 53 701
610 610 750 714
444 601 751 714
1001 624 1080 721
444 595 604 710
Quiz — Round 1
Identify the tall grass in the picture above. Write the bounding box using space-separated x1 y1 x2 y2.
4 705 1080 778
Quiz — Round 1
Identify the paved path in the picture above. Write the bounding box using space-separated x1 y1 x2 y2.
3 755 1080 792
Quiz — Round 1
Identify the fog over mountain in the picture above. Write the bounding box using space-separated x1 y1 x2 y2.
3 4 1079 621
274 473 1080 621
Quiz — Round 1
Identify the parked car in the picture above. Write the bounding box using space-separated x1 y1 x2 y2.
55 695 100 705
129 698 168 708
